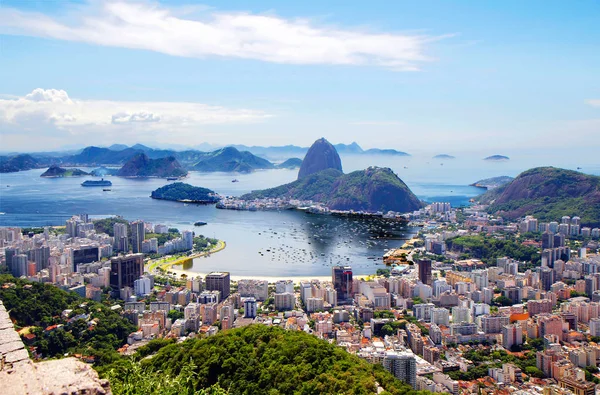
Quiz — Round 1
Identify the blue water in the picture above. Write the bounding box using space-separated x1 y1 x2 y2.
1 153 598 277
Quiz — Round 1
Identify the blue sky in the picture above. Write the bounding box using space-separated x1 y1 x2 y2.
0 0 598 153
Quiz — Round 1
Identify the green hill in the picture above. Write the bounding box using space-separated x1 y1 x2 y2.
40 164 90 177
151 182 220 203
192 147 274 173
243 167 423 213
101 325 419 395
276 157 303 169
116 153 188 178
0 154 39 173
480 167 600 226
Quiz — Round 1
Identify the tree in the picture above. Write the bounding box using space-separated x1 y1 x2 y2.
168 310 184 321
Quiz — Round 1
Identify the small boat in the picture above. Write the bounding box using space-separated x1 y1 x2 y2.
166 177 178 181
577 167 582 170
232 179 239 183
194 221 207 226
103 188 111 191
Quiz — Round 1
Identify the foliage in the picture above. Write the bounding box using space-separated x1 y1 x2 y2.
168 309 184 321
101 325 420 395
94 217 130 237
446 235 541 266
193 235 219 252
117 153 188 178
151 183 219 203
146 231 182 246
0 275 136 362
377 268 391 278
492 296 513 307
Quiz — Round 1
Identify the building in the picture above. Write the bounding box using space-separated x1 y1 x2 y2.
130 221 145 254
243 297 257 318
418 259 432 286
332 266 353 304
114 223 128 252
503 324 523 349
72 246 99 271
11 254 28 277
274 292 295 311
590 318 600 337
414 303 435 322
238 279 269 301
205 272 231 299
383 351 417 389
110 254 144 291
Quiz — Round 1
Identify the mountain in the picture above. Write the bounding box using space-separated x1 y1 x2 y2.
470 176 514 190
363 148 410 156
433 154 456 159
192 147 274 173
40 165 89 177
276 158 303 169
0 154 39 173
480 167 600 226
334 142 364 155
243 167 423 213
116 153 188 178
102 325 416 395
298 138 343 179
484 155 510 161
65 146 143 165
108 144 129 151
151 182 220 203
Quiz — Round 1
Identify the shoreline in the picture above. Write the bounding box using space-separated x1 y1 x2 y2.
162 269 374 284
145 240 226 273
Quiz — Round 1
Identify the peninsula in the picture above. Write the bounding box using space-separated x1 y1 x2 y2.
116 153 188 178
40 165 90 177
150 182 220 204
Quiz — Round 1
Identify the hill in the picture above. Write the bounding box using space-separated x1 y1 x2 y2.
116 153 188 178
66 146 144 165
151 182 220 203
334 142 364 154
40 165 90 177
470 176 514 190
433 154 455 160
363 148 410 156
276 157 303 169
480 167 600 226
192 147 274 173
0 154 39 173
484 155 509 161
101 325 418 395
243 167 423 213
298 138 343 179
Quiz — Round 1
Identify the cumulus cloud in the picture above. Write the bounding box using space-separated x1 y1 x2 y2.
0 88 272 149
0 1 448 71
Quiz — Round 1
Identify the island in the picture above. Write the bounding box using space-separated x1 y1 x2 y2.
433 154 456 159
275 158 303 169
484 155 510 161
297 138 343 179
116 153 188 178
0 154 40 173
150 182 220 204
480 167 600 227
470 176 514 190
192 146 274 173
40 165 90 177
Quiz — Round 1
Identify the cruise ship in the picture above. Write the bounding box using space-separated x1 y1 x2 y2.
81 178 112 187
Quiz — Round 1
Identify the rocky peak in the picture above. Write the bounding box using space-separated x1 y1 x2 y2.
298 138 343 180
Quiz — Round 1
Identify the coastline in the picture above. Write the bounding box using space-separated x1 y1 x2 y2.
145 240 226 273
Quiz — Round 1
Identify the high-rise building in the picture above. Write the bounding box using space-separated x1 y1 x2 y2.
332 266 353 304
114 223 128 252
542 231 554 249
5 247 19 275
383 351 416 389
72 245 100 271
274 292 295 311
130 221 145 254
205 272 231 299
539 267 554 291
418 259 432 286
110 253 144 291
243 297 257 318
182 230 194 251
11 254 29 277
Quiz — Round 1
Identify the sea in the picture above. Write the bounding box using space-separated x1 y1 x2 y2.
1 153 599 277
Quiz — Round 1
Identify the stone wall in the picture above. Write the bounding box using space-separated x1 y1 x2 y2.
0 300 112 394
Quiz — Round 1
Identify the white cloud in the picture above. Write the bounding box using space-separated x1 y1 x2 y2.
0 1 448 71
0 88 272 149
586 99 600 108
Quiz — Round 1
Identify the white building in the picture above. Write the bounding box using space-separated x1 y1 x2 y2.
238 279 269 301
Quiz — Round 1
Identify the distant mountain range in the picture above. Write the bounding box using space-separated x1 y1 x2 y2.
470 176 514 190
225 142 409 159
116 154 188 178
480 167 600 227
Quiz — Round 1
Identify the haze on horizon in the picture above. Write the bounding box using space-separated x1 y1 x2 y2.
0 0 598 154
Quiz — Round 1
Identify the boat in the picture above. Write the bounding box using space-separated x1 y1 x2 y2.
166 177 178 181
232 179 239 183
81 178 112 187
103 188 111 192
194 221 207 226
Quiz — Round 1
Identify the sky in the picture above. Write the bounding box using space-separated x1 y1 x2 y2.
0 0 598 154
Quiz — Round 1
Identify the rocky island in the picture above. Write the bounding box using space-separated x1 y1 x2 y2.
192 147 274 173
151 182 220 204
276 158 303 169
297 138 343 179
480 167 600 226
116 153 188 178
433 154 456 159
40 165 90 178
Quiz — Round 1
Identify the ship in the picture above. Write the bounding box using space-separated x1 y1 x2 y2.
232 179 239 183
194 221 207 226
167 177 179 181
81 178 112 187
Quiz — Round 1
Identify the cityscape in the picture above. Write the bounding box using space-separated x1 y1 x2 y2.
1 1 599 394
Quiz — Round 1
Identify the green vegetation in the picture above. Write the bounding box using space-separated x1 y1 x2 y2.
40 165 90 177
146 231 181 245
446 235 541 266
243 167 423 213
193 235 219 252
192 147 274 173
100 325 422 395
93 217 130 237
449 348 538 381
151 182 220 203
117 153 188 178
481 167 600 227
0 275 136 363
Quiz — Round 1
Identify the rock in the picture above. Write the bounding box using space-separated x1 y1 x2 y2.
116 153 188 178
298 138 343 179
